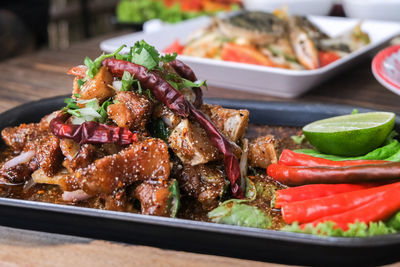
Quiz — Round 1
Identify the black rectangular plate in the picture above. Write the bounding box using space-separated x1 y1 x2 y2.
0 96 399 266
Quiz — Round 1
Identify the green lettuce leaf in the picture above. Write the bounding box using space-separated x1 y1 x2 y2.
208 199 271 229
283 220 397 237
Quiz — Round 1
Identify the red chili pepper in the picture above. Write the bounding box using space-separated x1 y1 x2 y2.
50 114 138 145
267 163 400 186
274 182 383 208
169 59 203 108
301 182 400 230
279 149 387 167
102 58 189 117
282 182 400 224
188 102 244 198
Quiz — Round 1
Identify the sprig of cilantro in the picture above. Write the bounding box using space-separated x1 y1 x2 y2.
129 40 177 70
84 45 126 79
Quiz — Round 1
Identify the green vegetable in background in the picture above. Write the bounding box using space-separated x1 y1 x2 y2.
295 131 400 161
116 0 204 24
208 199 272 229
167 179 180 218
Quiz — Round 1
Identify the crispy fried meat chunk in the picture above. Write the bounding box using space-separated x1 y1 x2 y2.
37 135 62 176
32 168 79 192
107 91 153 131
76 138 170 195
62 143 98 173
248 135 278 169
178 164 227 211
0 163 32 184
202 104 249 142
135 181 171 216
79 66 114 102
168 118 219 166
2 124 43 153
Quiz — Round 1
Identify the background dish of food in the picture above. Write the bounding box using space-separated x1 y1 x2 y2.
342 0 400 22
101 15 400 98
243 0 333 16
0 96 399 266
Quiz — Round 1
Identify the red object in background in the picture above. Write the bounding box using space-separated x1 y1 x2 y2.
319 51 341 67
163 39 184 54
221 43 276 67
372 44 400 93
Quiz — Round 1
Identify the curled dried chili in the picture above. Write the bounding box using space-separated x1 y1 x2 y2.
102 58 189 117
188 102 244 198
50 114 137 145
170 59 203 108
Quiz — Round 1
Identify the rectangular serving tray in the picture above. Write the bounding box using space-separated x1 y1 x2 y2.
100 14 400 98
0 96 399 266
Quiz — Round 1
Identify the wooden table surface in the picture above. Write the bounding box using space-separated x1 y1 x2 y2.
0 31 400 267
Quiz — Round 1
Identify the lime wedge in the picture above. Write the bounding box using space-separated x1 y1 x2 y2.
303 112 396 156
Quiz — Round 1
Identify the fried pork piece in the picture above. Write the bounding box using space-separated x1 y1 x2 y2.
62 143 98 172
1 111 58 153
178 164 227 211
79 66 114 103
0 163 32 184
107 91 153 131
168 118 219 166
59 138 80 161
201 104 249 142
248 135 278 169
152 104 182 129
135 181 171 216
31 168 79 191
76 138 170 195
37 134 62 176
2 123 44 153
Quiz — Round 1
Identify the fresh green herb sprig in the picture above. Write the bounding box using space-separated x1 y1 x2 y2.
128 40 177 70
84 45 126 79
63 97 112 124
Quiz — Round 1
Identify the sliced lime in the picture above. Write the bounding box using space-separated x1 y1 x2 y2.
303 112 396 156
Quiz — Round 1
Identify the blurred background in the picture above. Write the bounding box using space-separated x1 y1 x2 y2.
0 0 399 61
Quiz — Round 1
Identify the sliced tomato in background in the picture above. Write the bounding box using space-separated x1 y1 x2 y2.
163 39 185 54
221 43 275 67
319 51 341 67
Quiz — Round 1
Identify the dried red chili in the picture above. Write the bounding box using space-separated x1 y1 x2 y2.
50 114 138 145
188 102 244 198
170 59 203 108
102 58 189 117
